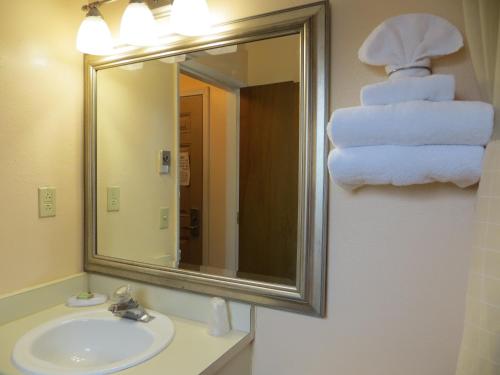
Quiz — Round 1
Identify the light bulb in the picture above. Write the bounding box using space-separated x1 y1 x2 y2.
76 7 113 55
120 0 157 46
171 0 211 36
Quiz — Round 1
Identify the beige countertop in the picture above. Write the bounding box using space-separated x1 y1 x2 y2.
0 304 252 375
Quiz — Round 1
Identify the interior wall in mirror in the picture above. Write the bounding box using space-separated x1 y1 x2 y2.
97 60 179 266
86 2 328 315
96 34 301 286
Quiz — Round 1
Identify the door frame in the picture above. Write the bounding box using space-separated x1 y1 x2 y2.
180 69 241 275
226 89 240 276
180 88 210 267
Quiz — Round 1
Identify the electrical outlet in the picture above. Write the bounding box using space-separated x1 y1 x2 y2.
160 207 169 229
38 187 56 218
107 187 120 212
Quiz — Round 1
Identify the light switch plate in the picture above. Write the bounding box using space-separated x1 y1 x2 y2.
158 150 171 175
107 187 120 212
160 207 169 229
38 187 56 218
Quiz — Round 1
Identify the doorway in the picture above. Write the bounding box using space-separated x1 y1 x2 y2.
178 73 239 275
179 90 209 271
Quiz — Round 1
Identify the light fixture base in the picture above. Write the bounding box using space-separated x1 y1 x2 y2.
146 0 171 9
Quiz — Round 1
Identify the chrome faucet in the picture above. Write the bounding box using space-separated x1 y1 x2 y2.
108 285 154 322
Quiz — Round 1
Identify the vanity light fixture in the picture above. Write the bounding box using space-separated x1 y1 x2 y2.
76 5 114 55
206 45 238 55
120 0 158 46
77 0 213 54
170 0 211 36
159 54 187 64
77 0 158 55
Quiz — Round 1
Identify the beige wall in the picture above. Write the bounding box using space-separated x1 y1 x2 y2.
97 61 178 265
179 74 238 273
182 35 300 88
183 51 249 87
245 34 300 86
0 0 83 295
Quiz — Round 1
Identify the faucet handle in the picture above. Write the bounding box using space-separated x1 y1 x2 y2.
112 285 133 303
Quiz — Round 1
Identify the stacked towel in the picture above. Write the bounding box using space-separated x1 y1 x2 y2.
327 78 494 190
329 101 493 148
360 74 455 105
329 14 494 189
330 145 484 189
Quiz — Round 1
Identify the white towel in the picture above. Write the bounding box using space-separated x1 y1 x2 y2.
361 74 455 106
328 145 484 190
358 14 463 79
328 101 493 148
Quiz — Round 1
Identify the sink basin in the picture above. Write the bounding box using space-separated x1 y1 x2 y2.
12 308 175 375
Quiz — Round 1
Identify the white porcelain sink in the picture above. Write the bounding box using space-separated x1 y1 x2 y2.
12 308 175 375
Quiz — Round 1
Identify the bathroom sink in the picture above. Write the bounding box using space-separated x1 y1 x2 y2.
12 308 175 375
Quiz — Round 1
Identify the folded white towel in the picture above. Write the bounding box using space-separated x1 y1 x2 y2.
328 101 493 148
328 145 484 190
361 74 455 106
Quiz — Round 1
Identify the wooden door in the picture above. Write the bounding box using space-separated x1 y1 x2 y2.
179 94 204 270
238 81 300 284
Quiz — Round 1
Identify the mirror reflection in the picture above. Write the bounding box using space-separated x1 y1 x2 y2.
96 33 301 286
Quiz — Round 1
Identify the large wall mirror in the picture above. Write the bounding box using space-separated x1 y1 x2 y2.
85 2 329 316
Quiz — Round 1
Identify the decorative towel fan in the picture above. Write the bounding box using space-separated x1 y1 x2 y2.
358 13 463 79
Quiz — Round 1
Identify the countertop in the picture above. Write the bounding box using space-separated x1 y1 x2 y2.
0 304 252 375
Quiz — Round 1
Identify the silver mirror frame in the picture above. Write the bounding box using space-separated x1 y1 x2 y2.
84 1 329 316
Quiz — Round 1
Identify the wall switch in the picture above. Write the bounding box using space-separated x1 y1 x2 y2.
107 187 120 212
38 187 56 218
158 150 171 175
160 207 169 229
